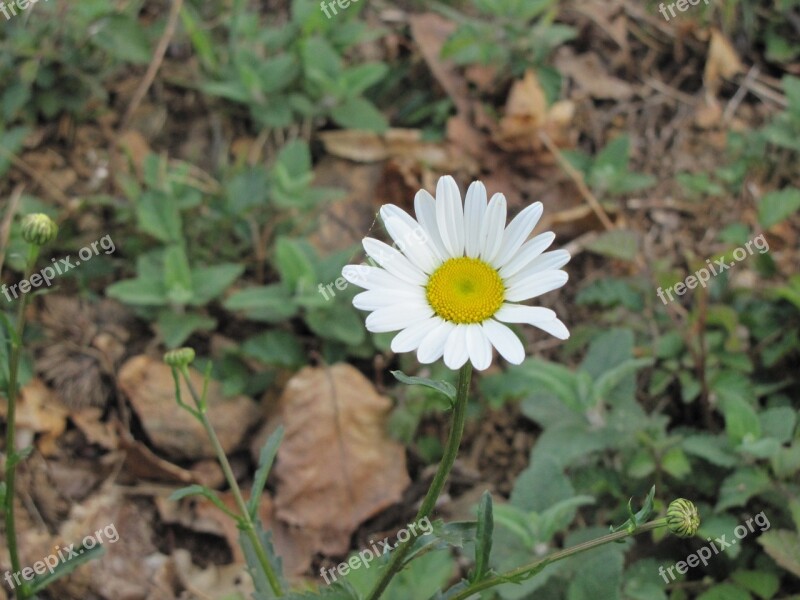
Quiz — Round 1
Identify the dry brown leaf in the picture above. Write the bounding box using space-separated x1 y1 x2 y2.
172 549 253 600
273 364 410 555
496 70 576 154
704 29 743 95
0 379 68 456
318 130 389 163
409 13 470 116
118 355 261 461
555 49 635 100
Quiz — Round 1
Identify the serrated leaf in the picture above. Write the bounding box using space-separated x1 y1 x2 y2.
471 491 493 583
391 370 456 402
249 426 284 519
29 542 106 594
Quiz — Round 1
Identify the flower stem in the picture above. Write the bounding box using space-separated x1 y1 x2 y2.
447 518 670 600
3 246 39 600
179 368 283 597
365 362 473 600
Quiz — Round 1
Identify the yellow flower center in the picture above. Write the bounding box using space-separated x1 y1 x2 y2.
425 257 505 324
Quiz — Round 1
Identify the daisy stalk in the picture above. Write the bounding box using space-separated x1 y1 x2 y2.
164 349 284 597
2 214 58 600
447 497 700 600
346 176 572 598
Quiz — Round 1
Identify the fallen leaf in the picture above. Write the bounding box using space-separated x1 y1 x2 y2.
555 49 635 100
704 29 743 95
274 364 410 555
495 70 576 154
0 379 68 456
409 13 470 116
118 355 261 461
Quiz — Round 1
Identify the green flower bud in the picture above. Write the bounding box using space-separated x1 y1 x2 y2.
21 213 58 246
163 347 196 369
666 498 700 538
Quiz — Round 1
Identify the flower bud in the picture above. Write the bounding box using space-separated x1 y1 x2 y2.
666 498 700 538
163 347 196 369
21 213 58 246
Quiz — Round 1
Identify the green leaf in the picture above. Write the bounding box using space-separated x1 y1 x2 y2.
156 310 216 348
169 484 238 519
224 285 298 322
92 14 152 64
106 278 167 306
758 530 800 579
731 570 780 600
682 434 738 468
190 264 245 305
240 519 286 598
719 395 761 444
759 406 797 443
758 188 800 229
515 359 580 411
163 244 194 305
391 371 456 403
661 447 691 479
340 62 389 96
274 237 316 292
716 468 772 511
592 358 653 405
136 190 183 243
28 543 106 594
471 491 494 583
330 97 389 132
585 230 638 261
696 584 752 600
242 331 304 367
305 303 365 345
611 486 655 533
249 427 284 519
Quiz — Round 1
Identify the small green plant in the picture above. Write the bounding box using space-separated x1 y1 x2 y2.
439 0 576 98
182 0 389 132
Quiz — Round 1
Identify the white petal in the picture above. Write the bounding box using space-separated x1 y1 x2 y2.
505 250 571 286
479 193 507 263
498 232 555 279
443 324 469 369
493 202 543 268
363 238 427 285
482 320 525 365
365 303 432 333
435 176 465 257
381 205 439 273
417 320 455 364
532 318 570 340
505 270 569 302
343 264 413 291
466 324 493 371
464 181 487 258
414 189 447 261
391 316 443 353
494 304 569 338
494 304 557 323
353 288 425 311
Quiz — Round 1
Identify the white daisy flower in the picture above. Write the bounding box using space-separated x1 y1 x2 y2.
342 176 570 371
